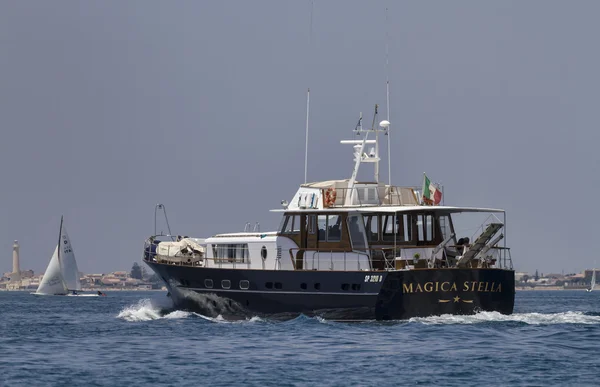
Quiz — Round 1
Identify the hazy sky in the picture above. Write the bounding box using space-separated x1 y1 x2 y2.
1 1 598 275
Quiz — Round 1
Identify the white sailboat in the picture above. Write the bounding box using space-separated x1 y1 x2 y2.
35 217 101 297
587 269 596 292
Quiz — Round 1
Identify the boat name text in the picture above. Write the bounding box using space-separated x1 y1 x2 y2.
403 281 503 293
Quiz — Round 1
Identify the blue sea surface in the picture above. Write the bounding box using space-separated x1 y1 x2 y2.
1 290 600 386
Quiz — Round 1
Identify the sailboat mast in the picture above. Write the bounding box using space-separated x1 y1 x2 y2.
57 215 69 292
57 215 63 263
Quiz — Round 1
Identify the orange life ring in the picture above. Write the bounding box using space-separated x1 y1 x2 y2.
325 187 337 207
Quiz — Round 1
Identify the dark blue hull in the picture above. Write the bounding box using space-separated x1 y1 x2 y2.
145 260 515 320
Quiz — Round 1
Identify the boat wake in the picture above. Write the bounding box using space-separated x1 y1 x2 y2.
117 300 598 325
196 314 265 324
116 299 190 322
408 311 600 325
116 298 265 323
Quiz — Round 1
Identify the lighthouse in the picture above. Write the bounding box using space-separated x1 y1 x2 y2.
10 240 21 289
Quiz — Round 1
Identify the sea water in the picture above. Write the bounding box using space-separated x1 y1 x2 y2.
1 290 599 386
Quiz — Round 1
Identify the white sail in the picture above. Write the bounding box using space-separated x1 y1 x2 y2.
59 223 81 291
36 246 68 295
591 270 596 292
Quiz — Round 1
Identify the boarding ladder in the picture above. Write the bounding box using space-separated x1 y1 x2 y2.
456 223 504 268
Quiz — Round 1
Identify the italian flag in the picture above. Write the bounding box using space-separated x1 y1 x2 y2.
422 173 442 205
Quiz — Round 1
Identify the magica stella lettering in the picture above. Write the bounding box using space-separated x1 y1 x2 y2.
402 281 502 293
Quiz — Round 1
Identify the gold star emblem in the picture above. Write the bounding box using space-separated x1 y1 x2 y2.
453 296 460 303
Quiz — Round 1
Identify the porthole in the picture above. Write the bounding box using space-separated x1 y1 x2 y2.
341 283 349 291
221 279 231 289
352 284 361 291
265 282 273 289
300 283 307 290
274 282 282 290
314 283 321 290
240 280 250 290
204 279 213 289
261 246 268 260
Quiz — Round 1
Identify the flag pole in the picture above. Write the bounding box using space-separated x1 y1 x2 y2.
421 172 426 205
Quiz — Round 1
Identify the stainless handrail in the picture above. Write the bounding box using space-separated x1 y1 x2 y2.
321 186 420 208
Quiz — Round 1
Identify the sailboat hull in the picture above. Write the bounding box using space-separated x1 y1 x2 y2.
31 292 100 297
145 260 515 320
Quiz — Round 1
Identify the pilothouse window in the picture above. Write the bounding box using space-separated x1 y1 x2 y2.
318 215 342 242
281 215 300 234
307 215 316 234
363 215 379 242
347 214 367 250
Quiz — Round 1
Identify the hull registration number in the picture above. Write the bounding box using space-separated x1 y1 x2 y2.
364 275 383 283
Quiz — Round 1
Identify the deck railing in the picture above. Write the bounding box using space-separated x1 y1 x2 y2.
321 186 420 208
143 235 513 271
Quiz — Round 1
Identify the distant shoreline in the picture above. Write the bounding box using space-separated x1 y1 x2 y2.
517 286 589 291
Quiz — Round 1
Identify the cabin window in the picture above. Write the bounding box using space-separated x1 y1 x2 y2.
425 214 434 241
281 215 300 234
292 216 301 233
416 214 435 242
317 215 342 242
239 280 249 290
363 215 379 242
318 215 327 241
400 214 411 242
204 279 213 288
417 215 425 241
327 215 342 242
438 214 452 241
382 215 396 241
282 216 292 233
221 280 231 289
307 215 316 234
382 214 413 242
347 214 367 250
212 244 248 263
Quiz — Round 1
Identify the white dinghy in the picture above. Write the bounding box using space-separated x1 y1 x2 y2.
34 216 102 297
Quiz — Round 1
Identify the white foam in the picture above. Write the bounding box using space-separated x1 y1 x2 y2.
195 313 265 324
117 298 183 322
163 310 193 319
408 311 600 325
116 299 160 321
117 298 266 323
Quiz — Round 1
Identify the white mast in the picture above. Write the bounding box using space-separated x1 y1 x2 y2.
385 7 392 186
304 88 310 184
304 0 314 184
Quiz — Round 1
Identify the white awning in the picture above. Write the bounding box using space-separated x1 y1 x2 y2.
271 205 504 213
